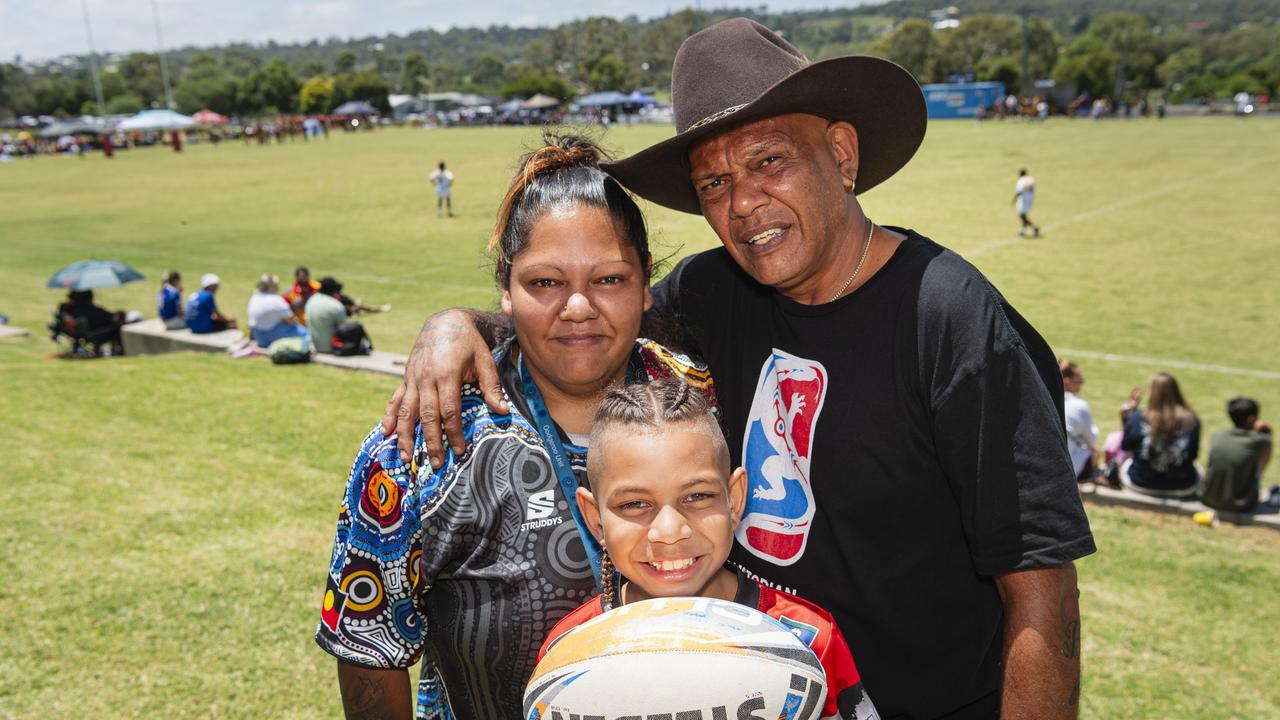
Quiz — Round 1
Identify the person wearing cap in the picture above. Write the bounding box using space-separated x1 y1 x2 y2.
381 18 1093 719
185 273 236 334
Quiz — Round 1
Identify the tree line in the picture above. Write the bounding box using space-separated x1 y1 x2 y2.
1 0 1277 119
871 12 1280 103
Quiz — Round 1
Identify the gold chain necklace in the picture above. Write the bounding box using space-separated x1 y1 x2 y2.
828 217 875 303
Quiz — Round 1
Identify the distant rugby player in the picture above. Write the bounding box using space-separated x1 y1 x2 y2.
1014 168 1041 237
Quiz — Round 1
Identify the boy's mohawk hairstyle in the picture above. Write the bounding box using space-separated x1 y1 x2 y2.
593 379 707 429
588 379 726 479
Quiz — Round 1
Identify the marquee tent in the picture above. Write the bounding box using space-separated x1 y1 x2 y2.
38 121 106 139
522 94 561 110
332 101 379 116
192 109 229 125
116 109 196 131
576 91 631 107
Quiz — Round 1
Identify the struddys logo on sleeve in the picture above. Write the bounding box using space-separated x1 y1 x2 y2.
737 349 828 566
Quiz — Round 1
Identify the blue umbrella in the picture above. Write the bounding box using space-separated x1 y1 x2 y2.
47 260 145 291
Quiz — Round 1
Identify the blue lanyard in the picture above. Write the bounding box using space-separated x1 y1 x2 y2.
517 354 604 587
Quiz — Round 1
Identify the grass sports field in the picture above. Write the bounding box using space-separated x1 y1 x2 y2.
2 117 1278 718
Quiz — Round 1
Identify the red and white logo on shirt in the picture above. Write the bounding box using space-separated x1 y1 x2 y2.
736 349 828 566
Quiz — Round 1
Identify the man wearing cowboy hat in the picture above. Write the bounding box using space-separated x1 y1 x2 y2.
380 18 1093 720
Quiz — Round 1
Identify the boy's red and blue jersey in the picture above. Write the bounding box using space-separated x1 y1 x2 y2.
539 568 879 720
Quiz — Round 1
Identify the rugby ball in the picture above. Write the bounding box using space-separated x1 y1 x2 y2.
524 596 827 720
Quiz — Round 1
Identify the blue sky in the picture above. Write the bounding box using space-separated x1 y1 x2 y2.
2 0 872 62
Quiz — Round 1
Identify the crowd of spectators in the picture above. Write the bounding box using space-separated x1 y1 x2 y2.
1061 359 1275 514
154 264 385 356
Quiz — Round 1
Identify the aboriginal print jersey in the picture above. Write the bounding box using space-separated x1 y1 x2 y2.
316 339 713 720
539 568 879 720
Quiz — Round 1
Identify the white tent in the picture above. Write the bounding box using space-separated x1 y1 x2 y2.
116 109 196 131
522 94 561 110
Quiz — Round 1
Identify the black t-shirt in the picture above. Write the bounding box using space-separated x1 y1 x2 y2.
652 230 1096 720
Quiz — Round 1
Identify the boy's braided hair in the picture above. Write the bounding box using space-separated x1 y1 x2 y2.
590 379 707 438
600 548 618 611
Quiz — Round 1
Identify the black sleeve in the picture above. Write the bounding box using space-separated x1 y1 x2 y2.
920 251 1095 576
1000 298 1066 425
932 346 1096 575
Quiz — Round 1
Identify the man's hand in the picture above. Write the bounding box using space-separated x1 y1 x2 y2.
995 563 1082 720
380 309 507 467
337 661 412 720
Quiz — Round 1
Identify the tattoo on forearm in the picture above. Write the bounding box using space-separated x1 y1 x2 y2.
424 320 463 348
1061 619 1080 660
1064 617 1081 708
342 675 390 720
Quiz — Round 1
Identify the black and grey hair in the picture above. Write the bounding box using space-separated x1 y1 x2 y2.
489 132 650 288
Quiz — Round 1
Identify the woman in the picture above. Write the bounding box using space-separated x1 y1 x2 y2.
315 135 713 719
1061 360 1099 482
246 273 308 347
1119 372 1201 497
156 270 185 330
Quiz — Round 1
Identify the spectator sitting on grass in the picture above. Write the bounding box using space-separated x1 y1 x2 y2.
64 289 124 353
186 273 237 334
156 270 185 330
303 277 347 353
1061 360 1099 482
1201 397 1272 512
247 273 309 347
1119 372 1202 498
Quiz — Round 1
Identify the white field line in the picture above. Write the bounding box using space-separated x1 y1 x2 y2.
965 154 1278 258
1057 348 1280 381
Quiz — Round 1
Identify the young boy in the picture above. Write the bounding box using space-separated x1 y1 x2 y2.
539 381 879 720
1202 397 1273 512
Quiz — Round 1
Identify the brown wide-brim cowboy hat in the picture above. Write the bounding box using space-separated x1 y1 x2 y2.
602 18 927 215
